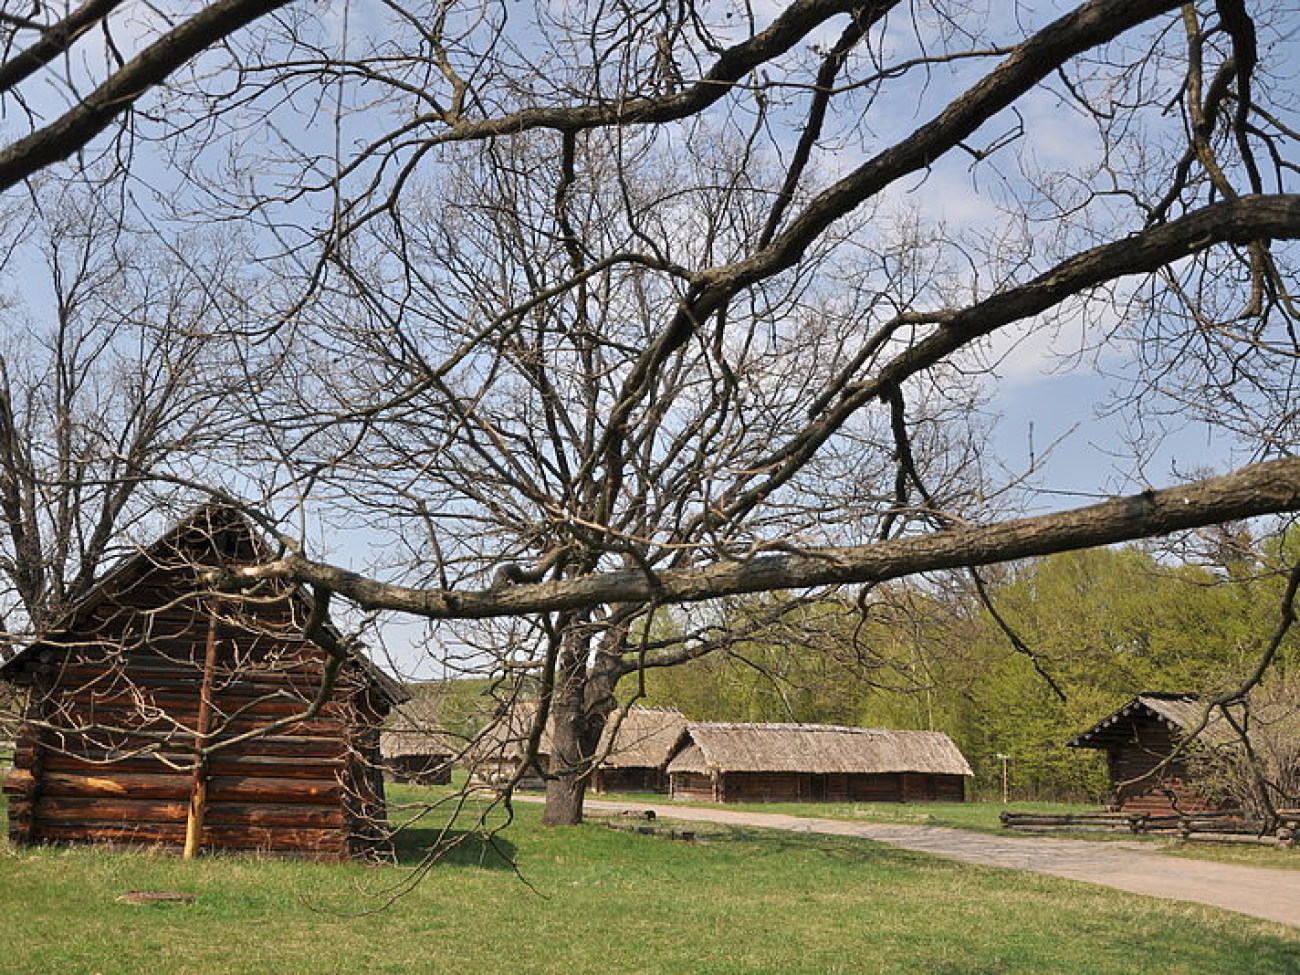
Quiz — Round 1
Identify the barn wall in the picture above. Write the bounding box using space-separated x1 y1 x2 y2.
1104 717 1224 815
662 770 964 803
3 563 391 859
719 771 804 802
669 771 715 801
847 773 903 803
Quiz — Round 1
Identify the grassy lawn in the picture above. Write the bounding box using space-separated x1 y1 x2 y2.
0 786 1296 974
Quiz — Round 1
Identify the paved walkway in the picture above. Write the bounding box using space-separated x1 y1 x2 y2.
581 798 1300 927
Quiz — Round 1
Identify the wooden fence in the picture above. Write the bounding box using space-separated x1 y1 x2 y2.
1000 809 1299 848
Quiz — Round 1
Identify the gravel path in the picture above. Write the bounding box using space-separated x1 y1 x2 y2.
581 798 1300 927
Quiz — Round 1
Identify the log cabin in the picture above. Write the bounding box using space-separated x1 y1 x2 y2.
0 504 407 859
465 701 552 790
665 722 972 803
381 686 456 785
591 707 687 794
1067 692 1236 815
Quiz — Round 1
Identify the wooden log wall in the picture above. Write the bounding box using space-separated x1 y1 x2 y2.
591 767 667 794
3 555 392 860
669 772 716 801
1104 718 1224 815
664 770 965 804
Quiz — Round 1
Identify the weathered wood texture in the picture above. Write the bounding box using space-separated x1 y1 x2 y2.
1 506 401 859
667 770 965 803
591 767 669 794
1068 695 1232 816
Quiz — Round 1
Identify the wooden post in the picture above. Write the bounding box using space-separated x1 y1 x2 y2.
183 610 220 860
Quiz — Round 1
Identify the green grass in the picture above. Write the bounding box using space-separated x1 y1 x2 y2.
0 786 1296 974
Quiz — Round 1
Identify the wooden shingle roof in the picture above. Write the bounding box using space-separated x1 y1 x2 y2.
1067 693 1236 749
665 722 973 776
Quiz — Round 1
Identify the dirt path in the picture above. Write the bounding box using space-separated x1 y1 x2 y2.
580 798 1300 927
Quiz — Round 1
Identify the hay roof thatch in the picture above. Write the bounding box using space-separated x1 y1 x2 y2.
597 707 688 770
1069 691 1300 751
381 684 459 759
665 722 973 776
468 700 554 763
1067 692 1239 749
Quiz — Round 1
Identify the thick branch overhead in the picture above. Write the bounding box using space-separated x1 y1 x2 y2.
219 459 1300 618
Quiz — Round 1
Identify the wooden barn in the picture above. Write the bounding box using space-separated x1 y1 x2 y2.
465 701 552 790
1067 692 1237 815
0 504 406 859
381 686 456 785
591 707 687 794
665 722 972 803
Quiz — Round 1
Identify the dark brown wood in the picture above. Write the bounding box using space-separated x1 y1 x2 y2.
185 609 221 859
670 769 963 804
2 505 401 860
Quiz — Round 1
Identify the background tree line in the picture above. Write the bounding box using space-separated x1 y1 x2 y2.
635 534 1299 801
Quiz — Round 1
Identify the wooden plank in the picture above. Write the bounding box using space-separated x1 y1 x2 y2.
33 796 346 829
43 752 344 778
208 775 344 804
37 770 346 804
2 767 36 796
41 771 193 800
32 822 348 853
52 688 351 720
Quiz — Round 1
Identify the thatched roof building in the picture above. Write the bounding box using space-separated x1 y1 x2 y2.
381 686 458 785
592 707 688 794
666 722 972 803
465 701 553 790
0 504 405 859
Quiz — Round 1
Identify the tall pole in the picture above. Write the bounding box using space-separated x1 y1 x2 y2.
184 609 220 860
996 753 1010 804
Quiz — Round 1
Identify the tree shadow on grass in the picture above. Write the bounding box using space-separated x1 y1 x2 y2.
390 825 517 870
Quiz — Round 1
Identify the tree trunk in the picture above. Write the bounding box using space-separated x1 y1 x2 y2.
539 631 623 826
542 771 587 827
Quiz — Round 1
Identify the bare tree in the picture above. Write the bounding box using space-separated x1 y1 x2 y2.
0 182 242 641
3 1 1300 826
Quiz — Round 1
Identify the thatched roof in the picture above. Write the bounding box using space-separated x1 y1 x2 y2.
1068 691 1300 751
1067 693 1238 749
381 684 458 759
468 701 553 762
597 707 688 770
665 722 973 777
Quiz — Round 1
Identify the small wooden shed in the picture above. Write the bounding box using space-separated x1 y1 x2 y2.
465 701 553 790
0 504 406 859
591 707 687 794
381 686 456 785
1067 692 1235 815
665 722 972 803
